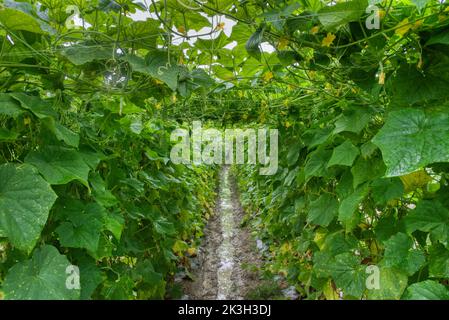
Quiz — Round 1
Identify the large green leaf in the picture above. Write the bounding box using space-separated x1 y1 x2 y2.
382 233 425 276
387 61 449 106
10 92 57 119
0 163 57 252
429 244 449 278
307 194 338 227
367 267 408 300
25 146 92 186
78 257 104 300
318 0 368 31
0 93 23 118
371 178 404 205
351 157 385 188
3 245 80 300
304 148 332 180
338 184 369 232
404 200 449 246
327 252 366 298
327 140 359 167
0 6 47 34
333 109 372 134
403 280 449 300
59 44 113 65
55 202 104 253
124 51 187 91
372 109 449 177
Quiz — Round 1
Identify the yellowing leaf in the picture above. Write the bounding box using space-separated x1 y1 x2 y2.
172 240 188 255
395 19 411 37
322 33 336 47
187 247 197 256
323 280 339 300
400 170 432 193
277 37 289 50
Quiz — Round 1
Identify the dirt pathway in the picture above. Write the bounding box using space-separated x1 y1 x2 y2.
183 166 261 300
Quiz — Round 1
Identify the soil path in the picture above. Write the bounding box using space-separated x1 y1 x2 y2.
183 166 261 300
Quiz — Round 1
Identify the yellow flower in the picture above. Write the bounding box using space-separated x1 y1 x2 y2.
277 37 289 50
155 102 162 110
285 121 292 128
263 71 273 82
395 18 411 37
24 117 31 125
311 26 320 34
322 33 336 47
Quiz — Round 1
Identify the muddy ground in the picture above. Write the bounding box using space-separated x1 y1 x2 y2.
182 166 262 300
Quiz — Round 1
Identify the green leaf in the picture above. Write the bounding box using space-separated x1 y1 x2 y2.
0 128 19 141
373 109 449 177
0 163 57 252
0 7 47 34
3 245 80 300
318 0 368 31
304 148 332 180
351 157 385 188
124 51 186 91
429 244 449 278
386 64 449 106
403 280 449 300
59 44 113 65
404 200 449 246
78 257 104 300
333 109 372 134
42 118 80 148
327 252 366 298
101 276 134 300
307 194 338 227
10 92 57 119
338 184 369 232
327 140 359 167
426 31 449 46
0 93 23 118
90 172 118 208
25 146 91 186
382 233 425 276
104 211 124 241
246 26 265 61
55 202 104 253
371 177 404 205
367 267 408 300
